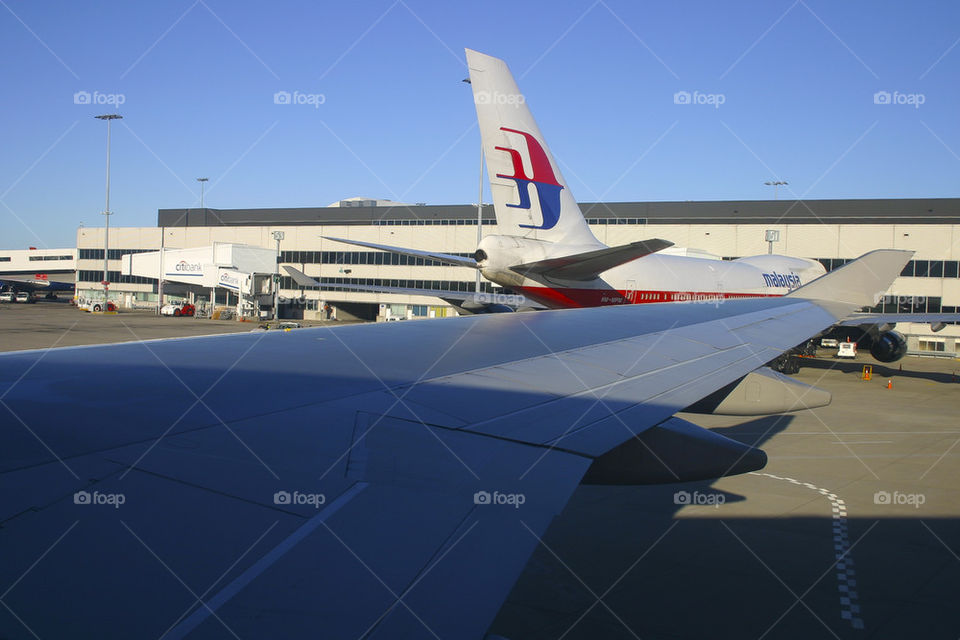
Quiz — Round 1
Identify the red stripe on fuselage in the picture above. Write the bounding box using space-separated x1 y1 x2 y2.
515 286 782 309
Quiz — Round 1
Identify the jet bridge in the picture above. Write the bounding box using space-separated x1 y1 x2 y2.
122 243 277 317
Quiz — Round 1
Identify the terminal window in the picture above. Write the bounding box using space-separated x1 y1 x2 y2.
918 339 946 352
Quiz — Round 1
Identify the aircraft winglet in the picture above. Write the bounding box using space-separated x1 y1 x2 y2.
787 249 913 311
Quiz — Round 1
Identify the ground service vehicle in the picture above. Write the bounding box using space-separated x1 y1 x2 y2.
837 342 857 358
160 301 196 317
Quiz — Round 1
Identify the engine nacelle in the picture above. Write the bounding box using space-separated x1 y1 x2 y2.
870 330 907 363
582 416 766 485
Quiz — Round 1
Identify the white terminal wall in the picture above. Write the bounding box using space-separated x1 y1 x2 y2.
79 222 960 309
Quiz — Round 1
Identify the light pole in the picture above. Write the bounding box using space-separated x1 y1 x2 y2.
764 180 788 200
158 227 165 315
272 230 285 320
196 178 209 313
197 177 209 210
463 77 484 293
475 140 484 293
95 113 122 310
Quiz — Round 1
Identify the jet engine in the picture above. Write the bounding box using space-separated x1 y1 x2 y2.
870 330 908 363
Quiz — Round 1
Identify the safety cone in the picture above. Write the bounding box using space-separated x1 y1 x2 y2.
887 379 893 390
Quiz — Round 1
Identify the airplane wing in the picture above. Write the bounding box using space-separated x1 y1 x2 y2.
283 265 545 312
0 275 74 292
0 249 910 638
511 239 674 281
786 256 959 330
323 236 479 269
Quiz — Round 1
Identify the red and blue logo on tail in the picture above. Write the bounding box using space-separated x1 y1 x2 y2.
495 127 563 230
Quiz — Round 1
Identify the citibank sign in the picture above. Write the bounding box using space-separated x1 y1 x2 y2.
174 260 202 273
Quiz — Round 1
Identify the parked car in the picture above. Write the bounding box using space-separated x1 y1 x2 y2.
0 291 14 303
820 338 839 348
160 301 196 317
15 292 34 304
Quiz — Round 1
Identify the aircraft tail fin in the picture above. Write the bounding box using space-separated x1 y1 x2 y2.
466 49 601 248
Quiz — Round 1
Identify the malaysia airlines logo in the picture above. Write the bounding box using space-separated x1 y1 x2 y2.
762 272 802 289
495 127 564 230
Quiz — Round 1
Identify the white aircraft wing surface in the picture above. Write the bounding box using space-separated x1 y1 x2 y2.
0 250 910 638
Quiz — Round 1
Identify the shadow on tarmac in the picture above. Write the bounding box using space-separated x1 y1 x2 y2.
493 413 960 639
800 356 960 384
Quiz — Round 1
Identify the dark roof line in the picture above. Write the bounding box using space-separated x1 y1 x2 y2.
157 198 960 227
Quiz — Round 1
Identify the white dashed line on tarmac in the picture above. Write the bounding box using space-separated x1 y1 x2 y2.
751 472 864 630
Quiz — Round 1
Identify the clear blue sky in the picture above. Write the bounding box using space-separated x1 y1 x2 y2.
2 0 958 248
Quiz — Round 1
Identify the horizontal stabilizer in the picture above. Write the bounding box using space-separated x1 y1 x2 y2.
323 236 478 269
283 265 323 288
511 239 673 282
282 266 541 311
787 249 913 312
582 416 766 485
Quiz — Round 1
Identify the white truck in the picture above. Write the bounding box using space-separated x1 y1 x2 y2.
76 296 116 312
836 342 857 358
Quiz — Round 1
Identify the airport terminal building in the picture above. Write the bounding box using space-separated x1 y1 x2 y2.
70 197 960 353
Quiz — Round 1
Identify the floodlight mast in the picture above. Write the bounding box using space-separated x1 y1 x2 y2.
95 114 123 311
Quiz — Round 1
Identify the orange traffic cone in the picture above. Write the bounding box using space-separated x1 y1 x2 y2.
887 379 893 390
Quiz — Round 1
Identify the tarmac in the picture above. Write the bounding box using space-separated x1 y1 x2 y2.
493 351 960 639
2 300 959 638
0 299 336 352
